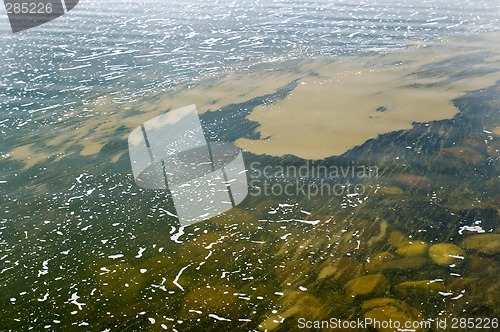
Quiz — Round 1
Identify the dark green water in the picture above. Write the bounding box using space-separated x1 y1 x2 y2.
1 74 499 331
1 1 500 331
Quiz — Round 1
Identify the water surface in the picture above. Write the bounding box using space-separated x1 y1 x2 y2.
1 1 500 331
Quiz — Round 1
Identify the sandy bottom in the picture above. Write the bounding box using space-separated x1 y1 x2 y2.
236 32 500 159
7 143 50 168
6 31 500 166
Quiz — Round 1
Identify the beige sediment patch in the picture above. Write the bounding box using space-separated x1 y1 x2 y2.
80 141 104 156
8 143 51 168
45 114 123 158
111 152 125 163
236 32 500 159
153 70 301 115
7 68 300 169
9 32 500 167
236 66 457 159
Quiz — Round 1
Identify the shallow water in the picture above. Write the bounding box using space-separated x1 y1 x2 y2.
1 1 500 331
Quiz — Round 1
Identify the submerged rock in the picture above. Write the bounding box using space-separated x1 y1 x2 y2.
364 252 395 273
258 291 326 331
378 257 427 272
448 277 476 292
378 201 459 242
441 146 485 165
467 255 496 273
362 298 425 332
365 253 427 273
428 243 466 266
396 241 429 257
281 291 326 320
362 297 422 314
378 186 404 195
393 174 432 189
318 256 361 284
394 280 446 297
387 231 411 248
345 274 388 299
368 220 389 246
463 234 500 254
259 314 283 332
